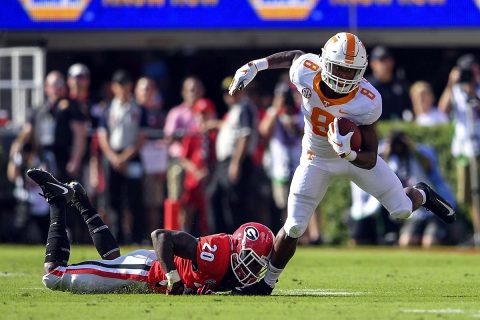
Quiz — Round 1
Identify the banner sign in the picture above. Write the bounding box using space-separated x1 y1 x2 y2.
1 0 480 30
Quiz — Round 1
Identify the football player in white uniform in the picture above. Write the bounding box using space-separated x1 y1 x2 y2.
229 32 456 295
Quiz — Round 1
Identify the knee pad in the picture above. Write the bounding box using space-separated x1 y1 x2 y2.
283 218 308 239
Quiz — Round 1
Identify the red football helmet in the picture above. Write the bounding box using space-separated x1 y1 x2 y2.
230 222 274 286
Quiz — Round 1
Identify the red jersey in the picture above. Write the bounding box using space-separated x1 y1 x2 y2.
147 234 232 294
181 131 216 190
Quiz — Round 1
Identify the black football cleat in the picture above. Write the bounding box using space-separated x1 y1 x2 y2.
413 182 456 224
67 181 90 213
231 279 274 296
26 168 74 203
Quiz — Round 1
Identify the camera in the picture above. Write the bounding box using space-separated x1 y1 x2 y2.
274 82 296 113
457 54 476 84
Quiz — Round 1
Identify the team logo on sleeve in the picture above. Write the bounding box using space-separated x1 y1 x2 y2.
245 227 259 241
302 88 312 99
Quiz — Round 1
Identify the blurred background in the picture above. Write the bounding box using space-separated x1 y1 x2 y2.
1 0 480 247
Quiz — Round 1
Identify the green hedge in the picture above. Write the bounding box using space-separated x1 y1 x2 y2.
318 121 456 244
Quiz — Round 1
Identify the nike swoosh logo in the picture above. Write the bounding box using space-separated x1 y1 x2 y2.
46 182 69 195
333 141 343 147
339 109 349 114
437 198 455 216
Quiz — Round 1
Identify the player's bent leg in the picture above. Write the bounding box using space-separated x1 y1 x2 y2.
43 249 156 293
69 181 120 259
350 156 413 220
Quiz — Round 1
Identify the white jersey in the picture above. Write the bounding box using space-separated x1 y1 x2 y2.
289 53 382 158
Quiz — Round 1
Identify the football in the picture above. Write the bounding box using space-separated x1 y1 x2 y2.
337 117 362 151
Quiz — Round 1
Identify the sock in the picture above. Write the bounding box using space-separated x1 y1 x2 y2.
44 198 70 265
263 261 283 288
78 200 119 259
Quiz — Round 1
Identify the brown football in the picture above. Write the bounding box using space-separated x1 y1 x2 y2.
337 117 362 151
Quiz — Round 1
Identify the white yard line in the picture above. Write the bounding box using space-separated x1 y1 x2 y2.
273 289 366 296
401 309 465 314
0 272 27 277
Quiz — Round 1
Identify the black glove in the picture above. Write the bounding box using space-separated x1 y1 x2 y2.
231 280 273 296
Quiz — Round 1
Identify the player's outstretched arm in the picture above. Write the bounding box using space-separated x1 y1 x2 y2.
229 50 305 95
151 229 198 294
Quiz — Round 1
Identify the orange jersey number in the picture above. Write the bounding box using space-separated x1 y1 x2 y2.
360 88 375 100
310 107 335 137
304 59 320 72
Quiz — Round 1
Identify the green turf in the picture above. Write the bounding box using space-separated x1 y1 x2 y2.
1 245 479 320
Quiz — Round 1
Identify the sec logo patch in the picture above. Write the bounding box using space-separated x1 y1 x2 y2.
302 88 312 99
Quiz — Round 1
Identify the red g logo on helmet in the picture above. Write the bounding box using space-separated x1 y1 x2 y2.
245 226 259 241
231 222 274 286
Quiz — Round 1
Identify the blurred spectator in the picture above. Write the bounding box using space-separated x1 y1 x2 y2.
10 71 87 183
410 81 448 126
207 77 258 234
179 98 217 235
135 76 167 232
259 82 303 232
88 81 113 218
67 63 93 243
349 182 394 245
98 70 148 244
7 137 49 243
68 63 91 121
367 46 412 121
438 54 480 246
384 132 455 247
164 76 204 201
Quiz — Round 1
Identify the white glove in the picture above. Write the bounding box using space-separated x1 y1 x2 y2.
229 58 268 95
327 118 357 161
165 270 181 290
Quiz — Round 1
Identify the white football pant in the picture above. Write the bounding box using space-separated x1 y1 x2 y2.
284 150 412 238
43 249 156 293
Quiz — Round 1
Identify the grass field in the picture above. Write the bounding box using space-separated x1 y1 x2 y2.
1 245 479 320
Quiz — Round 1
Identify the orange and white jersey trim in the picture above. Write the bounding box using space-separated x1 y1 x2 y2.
289 53 382 158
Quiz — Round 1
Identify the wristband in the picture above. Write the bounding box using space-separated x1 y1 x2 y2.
344 150 357 162
165 270 181 288
252 58 268 71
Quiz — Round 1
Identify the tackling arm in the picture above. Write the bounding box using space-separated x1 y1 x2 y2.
150 229 198 294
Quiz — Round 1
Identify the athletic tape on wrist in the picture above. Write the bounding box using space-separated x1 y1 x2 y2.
253 58 268 71
345 150 357 161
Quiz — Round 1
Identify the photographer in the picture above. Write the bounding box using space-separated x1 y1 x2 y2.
439 54 480 246
349 131 456 247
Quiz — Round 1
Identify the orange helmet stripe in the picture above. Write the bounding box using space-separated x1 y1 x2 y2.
345 33 356 64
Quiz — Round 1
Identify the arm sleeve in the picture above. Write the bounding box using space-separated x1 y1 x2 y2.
289 53 319 92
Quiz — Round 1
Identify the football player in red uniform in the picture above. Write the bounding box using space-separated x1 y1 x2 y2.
27 168 274 294
228 32 456 295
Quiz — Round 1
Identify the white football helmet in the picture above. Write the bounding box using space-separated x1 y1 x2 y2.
320 32 368 94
